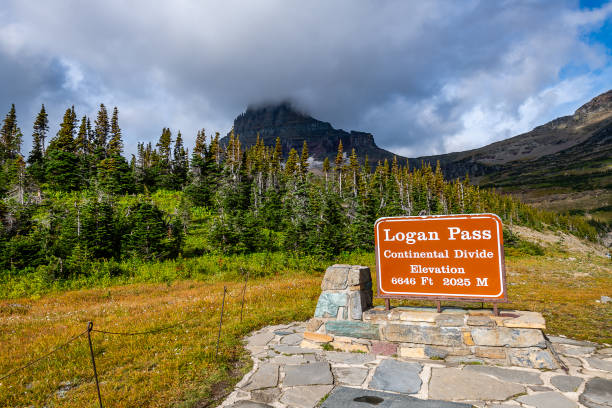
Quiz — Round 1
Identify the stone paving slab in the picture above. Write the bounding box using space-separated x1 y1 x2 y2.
227 401 273 408
332 366 369 386
279 332 303 345
369 359 422 394
247 331 275 347
517 392 578 408
243 363 278 391
323 351 376 364
579 377 612 408
429 368 525 401
280 385 333 408
283 362 333 386
464 365 543 384
551 375 584 392
220 320 612 408
586 357 612 372
320 386 472 408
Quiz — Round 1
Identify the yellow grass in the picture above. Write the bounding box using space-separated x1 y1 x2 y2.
1 252 610 407
0 275 321 407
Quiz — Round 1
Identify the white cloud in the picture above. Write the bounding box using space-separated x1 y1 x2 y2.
0 0 610 157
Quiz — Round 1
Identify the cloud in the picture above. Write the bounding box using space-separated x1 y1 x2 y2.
0 0 610 157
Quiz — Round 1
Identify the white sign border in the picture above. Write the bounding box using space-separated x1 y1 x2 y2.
375 213 506 299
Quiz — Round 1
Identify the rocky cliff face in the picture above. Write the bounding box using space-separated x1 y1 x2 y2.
223 102 401 163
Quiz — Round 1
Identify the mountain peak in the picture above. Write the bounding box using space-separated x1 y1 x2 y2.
574 89 612 118
235 101 318 133
224 102 400 163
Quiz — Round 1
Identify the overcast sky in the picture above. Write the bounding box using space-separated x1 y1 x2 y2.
1 0 611 158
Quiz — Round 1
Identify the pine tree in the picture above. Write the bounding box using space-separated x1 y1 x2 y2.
46 107 80 191
107 107 123 155
75 116 89 155
334 140 344 194
27 107 48 184
349 148 359 197
27 128 45 182
284 148 299 177
299 140 309 178
98 108 132 194
0 104 22 161
155 127 173 189
322 157 330 186
172 130 188 187
33 105 49 153
93 104 109 161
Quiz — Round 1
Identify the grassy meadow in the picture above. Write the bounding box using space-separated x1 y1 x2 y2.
1 244 611 407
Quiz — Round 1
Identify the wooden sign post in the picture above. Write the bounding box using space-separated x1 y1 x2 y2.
374 214 507 313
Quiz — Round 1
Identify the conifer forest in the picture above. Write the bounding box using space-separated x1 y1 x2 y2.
0 104 599 292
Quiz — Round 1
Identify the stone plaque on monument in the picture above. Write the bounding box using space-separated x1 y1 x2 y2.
374 214 507 302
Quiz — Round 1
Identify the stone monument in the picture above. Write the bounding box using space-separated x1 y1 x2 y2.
305 264 559 369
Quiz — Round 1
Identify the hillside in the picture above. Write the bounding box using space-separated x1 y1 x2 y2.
224 91 612 221
412 90 612 220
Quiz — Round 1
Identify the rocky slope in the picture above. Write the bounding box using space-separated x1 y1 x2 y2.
222 102 400 164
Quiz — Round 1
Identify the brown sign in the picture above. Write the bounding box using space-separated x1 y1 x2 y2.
375 214 507 302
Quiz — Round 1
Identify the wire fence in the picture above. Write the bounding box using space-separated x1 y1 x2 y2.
0 272 250 408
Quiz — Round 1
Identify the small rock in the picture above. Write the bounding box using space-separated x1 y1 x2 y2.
547 336 597 347
383 324 462 346
250 388 281 404
529 385 553 392
579 377 612 408
474 346 506 360
303 331 333 343
273 345 320 354
560 355 583 367
467 315 495 327
347 265 371 286
321 265 350 290
268 354 309 365
314 293 347 318
399 311 439 322
369 359 422 394
329 341 368 353
600 295 611 304
247 332 275 347
464 365 543 384
502 311 546 329
425 346 449 359
517 392 577 408
283 362 333 386
280 333 303 345
596 347 612 356
399 346 425 359
369 341 398 356
324 351 376 364
551 375 583 392
325 320 380 340
554 344 596 356
243 364 279 391
445 356 484 365
436 313 465 327
280 385 334 408
586 357 612 372
332 367 369 386
306 318 323 332
226 401 274 408
507 348 558 369
429 367 525 401
470 327 546 348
